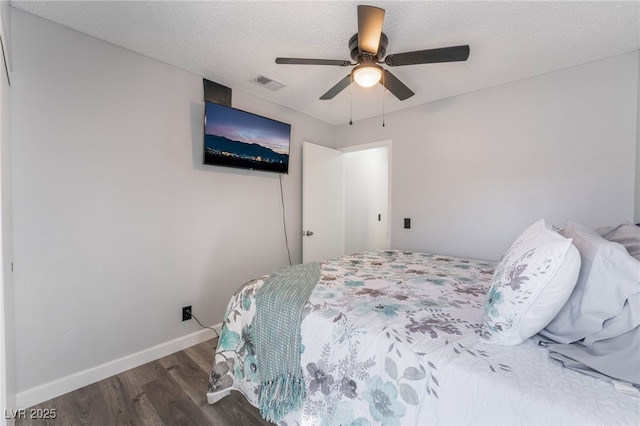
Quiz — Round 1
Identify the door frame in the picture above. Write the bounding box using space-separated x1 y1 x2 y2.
340 139 392 249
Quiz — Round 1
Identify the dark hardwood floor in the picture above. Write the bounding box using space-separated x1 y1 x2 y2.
16 338 273 425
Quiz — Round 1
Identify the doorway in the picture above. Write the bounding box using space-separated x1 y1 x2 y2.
343 144 390 254
302 140 391 263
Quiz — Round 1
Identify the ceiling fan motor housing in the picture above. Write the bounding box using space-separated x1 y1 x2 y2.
349 32 388 61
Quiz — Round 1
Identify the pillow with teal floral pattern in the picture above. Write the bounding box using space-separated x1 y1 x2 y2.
481 219 581 345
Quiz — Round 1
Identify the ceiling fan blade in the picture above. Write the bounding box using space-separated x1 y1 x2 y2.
276 58 352 66
382 70 414 101
385 45 470 67
320 75 352 100
357 5 385 55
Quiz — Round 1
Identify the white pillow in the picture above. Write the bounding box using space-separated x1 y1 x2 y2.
541 221 640 343
481 219 581 345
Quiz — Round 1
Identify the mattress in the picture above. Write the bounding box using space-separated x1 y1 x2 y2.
207 250 640 425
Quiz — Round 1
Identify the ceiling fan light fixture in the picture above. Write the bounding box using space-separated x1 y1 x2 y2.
352 63 383 88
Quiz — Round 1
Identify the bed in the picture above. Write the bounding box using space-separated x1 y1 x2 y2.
207 223 640 425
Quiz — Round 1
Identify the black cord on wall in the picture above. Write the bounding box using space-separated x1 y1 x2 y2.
279 174 293 265
187 308 219 338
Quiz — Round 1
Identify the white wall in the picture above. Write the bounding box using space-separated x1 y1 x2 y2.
337 52 639 261
344 146 389 254
636 50 640 223
10 9 334 404
0 1 15 422
1 48 13 426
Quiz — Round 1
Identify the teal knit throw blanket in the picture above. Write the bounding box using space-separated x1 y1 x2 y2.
254 261 321 422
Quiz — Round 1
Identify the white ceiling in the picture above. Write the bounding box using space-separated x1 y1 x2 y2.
10 1 640 126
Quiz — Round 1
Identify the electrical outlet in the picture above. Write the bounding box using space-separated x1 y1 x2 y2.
182 306 192 321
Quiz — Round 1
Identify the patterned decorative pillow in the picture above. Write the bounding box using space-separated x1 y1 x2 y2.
481 219 581 345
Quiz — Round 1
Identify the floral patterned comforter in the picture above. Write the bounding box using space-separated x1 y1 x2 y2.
207 250 640 426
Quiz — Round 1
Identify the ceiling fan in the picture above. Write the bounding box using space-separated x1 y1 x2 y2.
275 5 470 101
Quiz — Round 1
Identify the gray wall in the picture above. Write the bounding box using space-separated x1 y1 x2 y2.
10 9 334 398
337 52 639 261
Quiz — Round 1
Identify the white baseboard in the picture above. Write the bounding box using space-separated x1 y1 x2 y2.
15 323 222 409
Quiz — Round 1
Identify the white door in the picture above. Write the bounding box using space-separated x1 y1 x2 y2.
302 142 345 263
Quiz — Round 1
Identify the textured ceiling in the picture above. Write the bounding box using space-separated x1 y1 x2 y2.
11 1 640 126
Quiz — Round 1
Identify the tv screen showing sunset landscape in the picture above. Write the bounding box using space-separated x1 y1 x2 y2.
203 101 291 173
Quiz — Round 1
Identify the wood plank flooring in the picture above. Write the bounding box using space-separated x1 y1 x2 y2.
16 338 273 426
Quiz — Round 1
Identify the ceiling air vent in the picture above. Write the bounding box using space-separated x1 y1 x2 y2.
252 75 286 91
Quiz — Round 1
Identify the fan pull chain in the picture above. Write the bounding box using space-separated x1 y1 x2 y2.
349 85 353 125
381 74 386 127
382 87 386 127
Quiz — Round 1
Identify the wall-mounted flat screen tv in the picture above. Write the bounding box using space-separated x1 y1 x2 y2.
203 101 291 173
